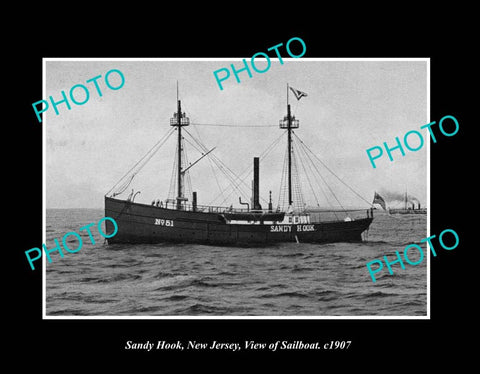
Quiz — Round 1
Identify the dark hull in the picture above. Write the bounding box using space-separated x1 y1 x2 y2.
389 209 427 214
105 197 373 245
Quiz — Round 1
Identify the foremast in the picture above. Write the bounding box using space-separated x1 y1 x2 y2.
170 87 190 210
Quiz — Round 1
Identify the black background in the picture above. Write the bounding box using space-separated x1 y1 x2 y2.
13 10 471 366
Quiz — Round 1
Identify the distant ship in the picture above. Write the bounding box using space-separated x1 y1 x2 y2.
104 85 373 245
388 192 427 215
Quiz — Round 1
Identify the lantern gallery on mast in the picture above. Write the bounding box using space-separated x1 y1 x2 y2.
104 85 373 245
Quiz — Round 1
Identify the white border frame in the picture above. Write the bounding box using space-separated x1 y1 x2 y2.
42 57 430 320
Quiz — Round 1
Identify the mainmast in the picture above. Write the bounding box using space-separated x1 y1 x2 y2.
170 85 190 210
279 84 300 210
287 103 293 206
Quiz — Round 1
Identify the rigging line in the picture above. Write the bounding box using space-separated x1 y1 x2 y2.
277 140 289 210
293 137 340 221
182 135 208 158
106 127 176 196
181 134 226 200
183 137 193 199
182 132 232 183
293 136 331 209
292 137 321 208
185 127 286 172
294 134 345 215
215 175 251 207
182 128 212 154
183 129 264 205
183 129 247 191
191 123 277 128
298 136 344 214
211 164 251 206
180 108 252 203
112 174 136 197
181 108 279 201
190 117 227 200
208 165 250 207
211 153 252 206
207 154 227 202
213 130 288 207
222 129 287 189
167 145 178 200
183 127 287 206
293 132 372 207
290 142 305 210
182 130 250 204
211 153 251 196
190 116 222 187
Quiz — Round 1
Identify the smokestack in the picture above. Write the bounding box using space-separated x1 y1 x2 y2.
252 157 262 211
192 191 197 212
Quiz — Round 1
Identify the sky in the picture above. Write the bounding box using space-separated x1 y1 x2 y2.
44 58 428 209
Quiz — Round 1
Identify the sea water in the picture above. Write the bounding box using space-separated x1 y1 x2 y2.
45 209 427 316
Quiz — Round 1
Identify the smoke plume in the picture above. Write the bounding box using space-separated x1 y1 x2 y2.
378 189 421 205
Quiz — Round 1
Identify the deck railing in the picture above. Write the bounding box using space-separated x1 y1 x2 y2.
160 201 280 214
143 198 373 220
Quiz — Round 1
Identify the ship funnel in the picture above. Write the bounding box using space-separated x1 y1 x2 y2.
192 191 197 212
252 157 262 211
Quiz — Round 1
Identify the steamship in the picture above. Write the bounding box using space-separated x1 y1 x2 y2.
388 192 427 215
104 86 373 245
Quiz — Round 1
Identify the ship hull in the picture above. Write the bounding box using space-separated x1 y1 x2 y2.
105 197 373 245
388 208 427 214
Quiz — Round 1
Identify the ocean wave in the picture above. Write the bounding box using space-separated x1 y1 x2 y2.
92 273 142 283
159 294 189 302
259 291 311 299
278 252 307 258
149 275 196 290
292 265 315 272
362 291 397 298
217 271 238 276
175 303 227 315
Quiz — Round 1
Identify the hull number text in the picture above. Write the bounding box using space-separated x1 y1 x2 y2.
155 218 174 227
